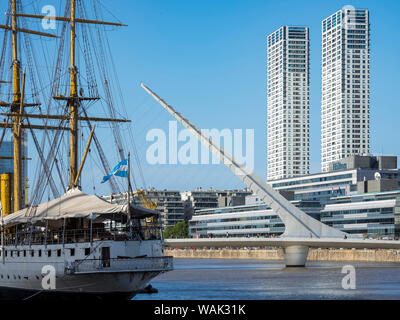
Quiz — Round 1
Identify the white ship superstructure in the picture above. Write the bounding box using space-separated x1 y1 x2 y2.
0 189 172 300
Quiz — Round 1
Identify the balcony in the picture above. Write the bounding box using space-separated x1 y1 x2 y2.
67 256 174 274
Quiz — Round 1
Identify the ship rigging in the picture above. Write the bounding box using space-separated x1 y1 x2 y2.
0 0 172 300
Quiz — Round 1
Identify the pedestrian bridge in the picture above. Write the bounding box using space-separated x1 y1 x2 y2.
165 238 400 267
142 84 400 267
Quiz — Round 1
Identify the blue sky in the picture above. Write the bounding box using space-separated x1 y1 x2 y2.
14 0 400 195
95 0 400 194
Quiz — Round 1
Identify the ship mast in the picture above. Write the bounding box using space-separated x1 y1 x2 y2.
0 0 57 212
11 0 22 211
69 0 78 189
62 0 130 189
1 0 130 203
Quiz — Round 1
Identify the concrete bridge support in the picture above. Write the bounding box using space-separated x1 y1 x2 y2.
283 245 309 267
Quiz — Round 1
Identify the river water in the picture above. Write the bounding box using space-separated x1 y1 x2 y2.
134 258 400 300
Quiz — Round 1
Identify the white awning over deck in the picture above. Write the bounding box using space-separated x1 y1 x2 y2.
1 188 128 226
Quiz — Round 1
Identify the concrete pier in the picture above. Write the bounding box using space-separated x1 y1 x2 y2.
165 248 400 264
282 245 309 267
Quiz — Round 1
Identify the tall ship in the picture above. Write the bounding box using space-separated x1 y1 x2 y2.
0 0 173 300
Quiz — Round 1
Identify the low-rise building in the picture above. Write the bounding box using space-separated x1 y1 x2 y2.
181 188 252 213
102 189 184 228
181 189 218 212
216 189 253 207
321 190 400 238
189 199 322 238
102 188 253 230
142 189 185 227
189 164 400 239
268 155 400 204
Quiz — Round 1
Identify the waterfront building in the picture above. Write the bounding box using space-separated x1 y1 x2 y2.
189 182 400 239
181 189 252 213
321 190 400 238
267 26 310 181
189 199 321 238
103 188 252 229
268 155 399 204
216 189 253 207
181 189 218 212
141 189 185 227
102 189 184 228
321 8 370 172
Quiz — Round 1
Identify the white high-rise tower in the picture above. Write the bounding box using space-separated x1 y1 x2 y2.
267 26 310 181
321 8 370 172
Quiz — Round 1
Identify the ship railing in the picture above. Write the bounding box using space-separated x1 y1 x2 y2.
2 225 163 246
67 256 174 274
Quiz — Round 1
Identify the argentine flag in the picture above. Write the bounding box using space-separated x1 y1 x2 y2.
101 159 128 184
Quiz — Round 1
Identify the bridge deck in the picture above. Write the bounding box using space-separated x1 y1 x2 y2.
165 238 400 250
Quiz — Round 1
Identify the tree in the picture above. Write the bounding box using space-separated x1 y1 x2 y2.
163 221 189 239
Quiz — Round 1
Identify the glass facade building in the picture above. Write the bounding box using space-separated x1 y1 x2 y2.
189 200 321 238
321 191 400 238
269 167 399 204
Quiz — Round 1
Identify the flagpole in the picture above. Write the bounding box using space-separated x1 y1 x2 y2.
127 152 132 237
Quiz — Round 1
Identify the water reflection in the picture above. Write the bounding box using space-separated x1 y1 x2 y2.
134 259 400 300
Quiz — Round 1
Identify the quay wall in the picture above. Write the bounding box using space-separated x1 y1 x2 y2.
165 248 400 263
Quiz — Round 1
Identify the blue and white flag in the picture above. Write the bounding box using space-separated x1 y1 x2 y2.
101 159 128 184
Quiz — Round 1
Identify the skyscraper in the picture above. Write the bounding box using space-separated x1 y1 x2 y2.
321 8 370 172
267 26 310 181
